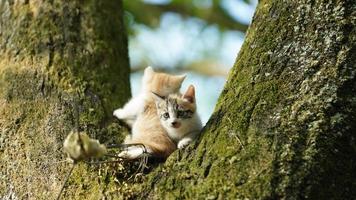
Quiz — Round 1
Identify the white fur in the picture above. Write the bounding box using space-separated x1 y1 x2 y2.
113 93 145 126
177 137 193 149
113 67 154 125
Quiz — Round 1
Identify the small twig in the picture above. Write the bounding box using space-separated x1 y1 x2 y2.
105 153 123 159
84 160 123 165
74 93 80 133
106 143 147 149
49 160 72 165
127 145 149 180
57 95 82 200
227 117 245 150
128 154 149 180
143 154 148 169
231 132 245 150
56 162 76 200
137 155 148 172
227 117 233 126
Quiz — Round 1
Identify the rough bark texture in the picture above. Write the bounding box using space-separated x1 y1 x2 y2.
137 0 356 199
0 0 130 199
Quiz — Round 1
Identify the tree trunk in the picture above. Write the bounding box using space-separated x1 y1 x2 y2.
139 0 356 199
0 0 130 199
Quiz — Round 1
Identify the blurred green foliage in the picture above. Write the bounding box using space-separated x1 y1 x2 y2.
122 0 257 75
124 0 254 33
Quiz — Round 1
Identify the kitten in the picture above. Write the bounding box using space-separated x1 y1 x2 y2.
154 85 202 149
117 67 186 159
113 66 186 126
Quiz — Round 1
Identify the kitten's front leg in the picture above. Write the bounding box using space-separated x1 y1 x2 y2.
113 108 128 119
113 95 144 123
113 107 136 126
113 108 136 127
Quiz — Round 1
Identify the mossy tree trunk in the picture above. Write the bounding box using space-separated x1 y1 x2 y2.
139 0 356 199
0 0 130 199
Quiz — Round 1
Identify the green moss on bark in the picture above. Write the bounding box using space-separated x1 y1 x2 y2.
0 0 131 199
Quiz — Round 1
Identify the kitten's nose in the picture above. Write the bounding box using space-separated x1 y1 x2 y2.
171 121 181 128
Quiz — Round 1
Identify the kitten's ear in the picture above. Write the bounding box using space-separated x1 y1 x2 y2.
143 66 154 80
174 74 186 86
152 91 165 103
183 85 195 103
145 66 154 74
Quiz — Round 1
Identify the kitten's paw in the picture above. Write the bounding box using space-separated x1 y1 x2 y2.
178 138 192 149
118 150 134 159
113 108 126 119
118 150 128 157
118 146 145 159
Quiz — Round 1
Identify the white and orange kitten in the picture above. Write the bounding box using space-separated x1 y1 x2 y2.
154 85 202 149
113 66 185 126
115 67 186 159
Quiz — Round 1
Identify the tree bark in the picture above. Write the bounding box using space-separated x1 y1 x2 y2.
0 0 130 199
139 0 356 199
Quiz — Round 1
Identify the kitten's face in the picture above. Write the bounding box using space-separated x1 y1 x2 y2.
154 85 196 131
142 66 186 97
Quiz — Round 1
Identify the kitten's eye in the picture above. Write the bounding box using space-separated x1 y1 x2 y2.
163 112 170 119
